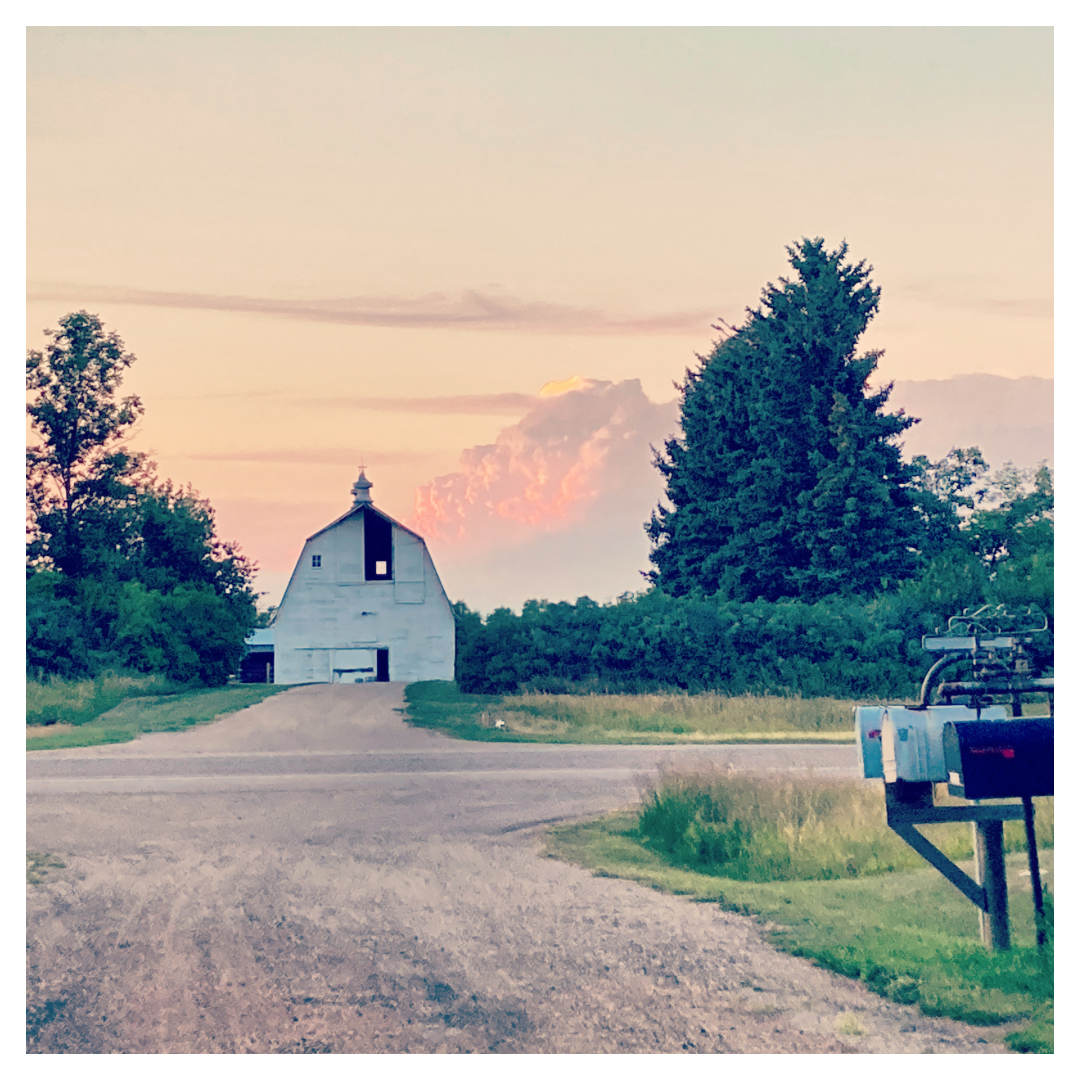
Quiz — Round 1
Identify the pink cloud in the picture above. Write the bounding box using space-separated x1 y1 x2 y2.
411 377 678 553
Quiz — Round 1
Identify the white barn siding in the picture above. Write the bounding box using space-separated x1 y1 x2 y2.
273 503 455 685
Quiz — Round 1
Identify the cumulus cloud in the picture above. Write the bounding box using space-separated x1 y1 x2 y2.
409 378 679 609
413 377 675 542
890 375 1053 469
28 281 716 336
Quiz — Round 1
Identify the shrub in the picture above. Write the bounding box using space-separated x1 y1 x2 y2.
635 771 1053 882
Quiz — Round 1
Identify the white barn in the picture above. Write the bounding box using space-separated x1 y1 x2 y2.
272 470 455 685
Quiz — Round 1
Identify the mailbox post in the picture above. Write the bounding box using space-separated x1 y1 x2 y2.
855 605 1053 951
974 820 1010 951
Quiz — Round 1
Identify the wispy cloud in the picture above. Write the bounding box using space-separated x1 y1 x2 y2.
177 448 434 466
162 390 539 415
28 281 716 336
308 393 538 414
895 284 1052 320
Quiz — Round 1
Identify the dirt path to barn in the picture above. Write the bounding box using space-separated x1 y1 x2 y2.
27 684 1012 1054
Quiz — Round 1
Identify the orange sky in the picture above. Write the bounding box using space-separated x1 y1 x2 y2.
26 27 1054 609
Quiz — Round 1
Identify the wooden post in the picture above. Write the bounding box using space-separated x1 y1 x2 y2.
266 661 271 684
973 820 1010 951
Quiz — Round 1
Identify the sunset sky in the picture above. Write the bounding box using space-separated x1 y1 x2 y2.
26 27 1054 611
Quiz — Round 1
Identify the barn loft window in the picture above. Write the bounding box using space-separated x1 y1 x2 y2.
312 554 322 568
364 510 393 580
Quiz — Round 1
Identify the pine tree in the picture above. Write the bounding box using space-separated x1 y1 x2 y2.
647 238 923 602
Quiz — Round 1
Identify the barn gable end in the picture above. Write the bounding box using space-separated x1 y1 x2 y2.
272 471 455 685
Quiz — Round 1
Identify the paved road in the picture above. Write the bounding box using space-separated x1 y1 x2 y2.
26 684 1011 1054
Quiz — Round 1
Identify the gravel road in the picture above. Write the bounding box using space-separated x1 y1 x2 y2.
26 683 1014 1054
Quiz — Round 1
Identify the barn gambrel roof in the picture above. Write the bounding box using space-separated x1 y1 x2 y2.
276 498 452 614
304 501 424 545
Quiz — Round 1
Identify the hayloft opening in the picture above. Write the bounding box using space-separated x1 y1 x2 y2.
364 510 393 580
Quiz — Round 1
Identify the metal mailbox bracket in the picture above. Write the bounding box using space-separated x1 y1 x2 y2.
865 607 1051 952
885 782 1023 922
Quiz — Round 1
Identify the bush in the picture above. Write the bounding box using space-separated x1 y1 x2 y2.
453 583 1052 700
112 583 252 686
635 771 1053 883
27 572 254 687
26 572 95 680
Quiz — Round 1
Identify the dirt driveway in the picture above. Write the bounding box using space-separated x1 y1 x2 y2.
27 684 1013 1054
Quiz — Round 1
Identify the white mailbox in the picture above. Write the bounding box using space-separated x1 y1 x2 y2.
880 704 1008 783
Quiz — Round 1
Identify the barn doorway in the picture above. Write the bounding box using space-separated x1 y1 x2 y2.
332 648 376 683
376 648 389 682
240 651 275 683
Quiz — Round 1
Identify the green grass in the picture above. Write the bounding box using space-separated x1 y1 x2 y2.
26 672 180 728
26 852 66 886
545 775 1054 1052
404 680 860 744
26 684 291 751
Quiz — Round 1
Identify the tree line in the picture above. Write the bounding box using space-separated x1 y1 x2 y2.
453 465 1052 698
26 312 258 685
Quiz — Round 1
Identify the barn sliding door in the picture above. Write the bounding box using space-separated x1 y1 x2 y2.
331 648 377 683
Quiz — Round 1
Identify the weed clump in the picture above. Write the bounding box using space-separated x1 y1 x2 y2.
635 771 1052 882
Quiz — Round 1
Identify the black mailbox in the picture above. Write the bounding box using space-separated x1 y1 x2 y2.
942 717 1053 800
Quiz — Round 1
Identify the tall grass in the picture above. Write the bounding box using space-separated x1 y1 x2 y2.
26 673 178 727
637 770 1054 882
513 689 858 734
404 681 860 742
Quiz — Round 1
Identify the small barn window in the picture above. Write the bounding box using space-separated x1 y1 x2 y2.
312 554 322 568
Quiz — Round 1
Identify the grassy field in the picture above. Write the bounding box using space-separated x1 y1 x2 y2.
545 772 1053 1053
404 681 859 743
26 682 291 751
26 673 181 728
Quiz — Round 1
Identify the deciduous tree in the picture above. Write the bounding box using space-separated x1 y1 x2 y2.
26 312 258 684
26 311 146 578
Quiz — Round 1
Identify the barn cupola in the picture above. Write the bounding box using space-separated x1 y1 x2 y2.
351 467 374 506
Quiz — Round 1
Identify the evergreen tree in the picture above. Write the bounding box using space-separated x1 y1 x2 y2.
647 238 923 602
